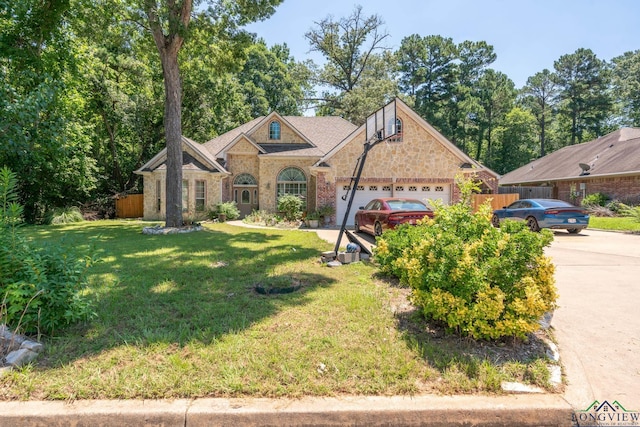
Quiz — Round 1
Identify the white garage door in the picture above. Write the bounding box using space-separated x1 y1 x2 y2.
335 183 392 226
393 184 451 209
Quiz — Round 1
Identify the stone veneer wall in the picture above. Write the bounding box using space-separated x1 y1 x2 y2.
328 112 470 195
252 119 303 144
141 171 223 220
257 157 321 212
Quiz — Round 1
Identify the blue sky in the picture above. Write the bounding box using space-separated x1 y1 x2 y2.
245 0 640 88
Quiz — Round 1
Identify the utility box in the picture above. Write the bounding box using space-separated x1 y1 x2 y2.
337 252 359 264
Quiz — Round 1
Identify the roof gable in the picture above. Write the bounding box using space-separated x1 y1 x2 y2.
315 97 494 176
500 128 640 184
203 114 357 159
135 136 229 174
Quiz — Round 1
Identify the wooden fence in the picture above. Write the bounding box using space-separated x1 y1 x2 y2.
471 193 519 212
115 194 144 218
499 186 552 199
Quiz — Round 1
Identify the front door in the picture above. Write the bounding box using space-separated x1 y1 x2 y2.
233 173 259 218
235 187 258 218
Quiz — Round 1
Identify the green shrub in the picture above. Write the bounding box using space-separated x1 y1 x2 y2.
214 201 241 220
581 192 608 207
622 205 640 222
277 194 303 221
0 166 23 227
47 206 84 224
0 167 96 335
605 200 629 214
374 177 557 340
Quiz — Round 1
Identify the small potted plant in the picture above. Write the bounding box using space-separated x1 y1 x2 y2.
318 204 335 226
306 210 320 228
214 201 241 222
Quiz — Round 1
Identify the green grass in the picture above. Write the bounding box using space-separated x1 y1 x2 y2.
589 216 640 232
0 221 553 399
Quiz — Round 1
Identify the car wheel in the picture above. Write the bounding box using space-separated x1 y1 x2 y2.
491 214 500 228
354 218 361 233
526 216 540 232
567 228 581 234
374 222 383 236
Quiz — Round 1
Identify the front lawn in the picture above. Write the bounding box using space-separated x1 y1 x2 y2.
0 221 552 399
589 216 640 232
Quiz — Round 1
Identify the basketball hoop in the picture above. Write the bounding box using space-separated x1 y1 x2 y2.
366 99 397 143
334 99 399 257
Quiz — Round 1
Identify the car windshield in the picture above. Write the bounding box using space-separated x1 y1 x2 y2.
536 199 574 208
386 200 428 211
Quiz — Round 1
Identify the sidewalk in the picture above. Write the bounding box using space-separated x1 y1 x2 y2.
0 394 573 426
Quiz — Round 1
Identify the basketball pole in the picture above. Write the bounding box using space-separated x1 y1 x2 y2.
333 133 384 256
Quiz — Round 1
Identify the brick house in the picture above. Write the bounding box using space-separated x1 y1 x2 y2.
499 128 640 205
135 98 498 225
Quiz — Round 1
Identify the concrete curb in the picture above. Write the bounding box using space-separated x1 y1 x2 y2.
0 394 573 427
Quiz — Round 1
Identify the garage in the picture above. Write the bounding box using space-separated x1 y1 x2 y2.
393 184 451 208
335 183 391 226
335 182 451 226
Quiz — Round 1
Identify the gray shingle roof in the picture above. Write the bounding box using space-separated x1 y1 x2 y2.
202 116 357 158
500 128 640 185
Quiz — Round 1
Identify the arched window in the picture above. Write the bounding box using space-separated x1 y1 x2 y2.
233 173 257 186
233 173 257 205
269 121 281 140
396 118 403 138
389 118 403 142
277 167 307 205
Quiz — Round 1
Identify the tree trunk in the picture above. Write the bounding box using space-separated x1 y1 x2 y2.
162 51 183 227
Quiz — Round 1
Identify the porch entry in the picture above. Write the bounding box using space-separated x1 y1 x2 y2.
233 173 258 218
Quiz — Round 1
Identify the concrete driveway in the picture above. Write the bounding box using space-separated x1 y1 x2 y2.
546 229 640 411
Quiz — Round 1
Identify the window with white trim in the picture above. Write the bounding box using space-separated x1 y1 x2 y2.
277 167 307 206
269 121 281 140
182 180 189 212
195 180 206 211
156 180 161 212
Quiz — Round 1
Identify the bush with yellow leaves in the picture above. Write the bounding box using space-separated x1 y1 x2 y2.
375 179 557 340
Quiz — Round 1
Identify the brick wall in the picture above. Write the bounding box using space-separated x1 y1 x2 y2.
555 176 640 205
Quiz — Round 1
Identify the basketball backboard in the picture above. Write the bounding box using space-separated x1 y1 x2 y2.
365 99 397 141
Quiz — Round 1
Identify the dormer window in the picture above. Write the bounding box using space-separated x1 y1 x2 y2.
269 121 281 140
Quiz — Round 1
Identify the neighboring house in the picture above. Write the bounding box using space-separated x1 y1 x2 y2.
135 98 498 225
500 128 640 204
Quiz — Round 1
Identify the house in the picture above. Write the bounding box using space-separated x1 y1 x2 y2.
499 128 640 204
135 98 498 225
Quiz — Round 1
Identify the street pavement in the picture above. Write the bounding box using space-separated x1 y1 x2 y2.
1 225 638 425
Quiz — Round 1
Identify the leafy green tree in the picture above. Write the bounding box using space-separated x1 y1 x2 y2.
305 5 397 124
397 34 457 132
0 0 97 222
451 41 497 152
553 48 613 145
237 41 310 117
472 69 517 163
72 0 164 196
611 50 640 127
520 69 558 157
492 107 537 174
128 0 283 227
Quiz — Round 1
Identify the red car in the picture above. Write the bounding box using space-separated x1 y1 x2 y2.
354 198 434 236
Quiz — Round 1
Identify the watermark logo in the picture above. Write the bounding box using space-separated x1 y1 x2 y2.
573 400 639 426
